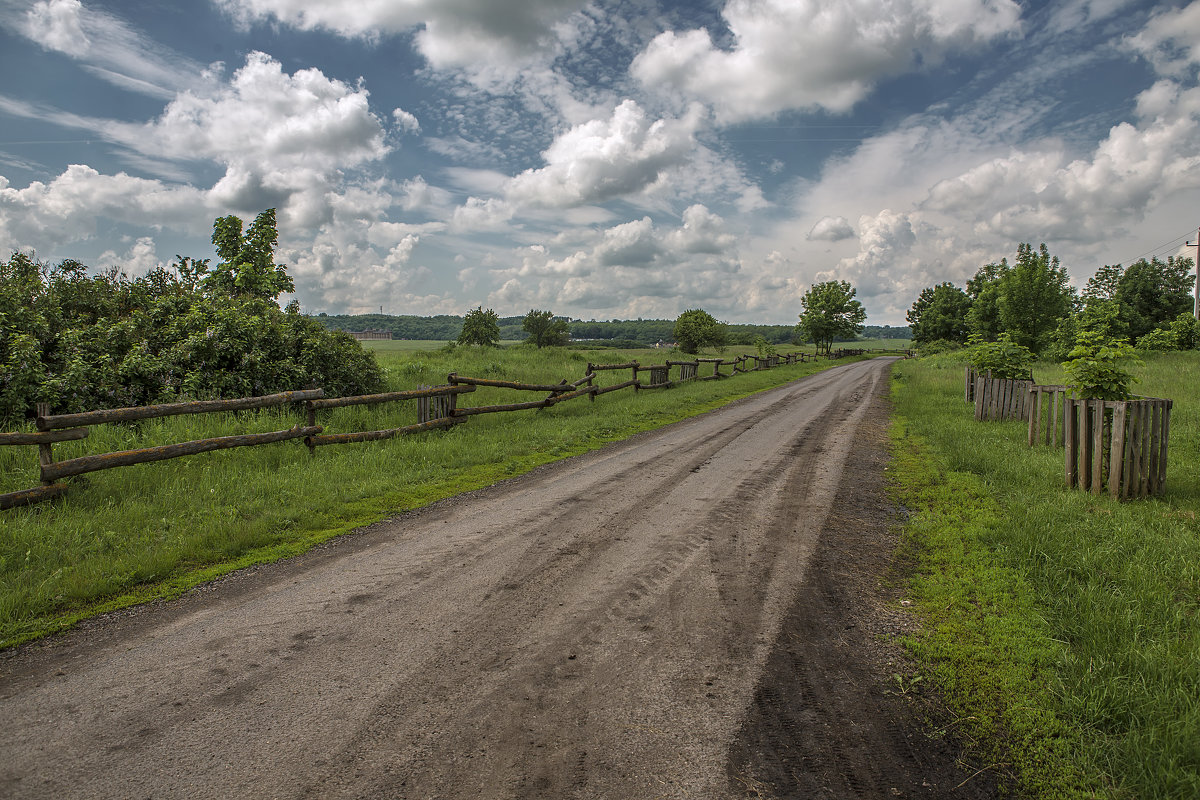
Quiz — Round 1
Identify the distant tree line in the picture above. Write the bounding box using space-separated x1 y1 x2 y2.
314 313 894 348
1 209 382 424
907 243 1199 358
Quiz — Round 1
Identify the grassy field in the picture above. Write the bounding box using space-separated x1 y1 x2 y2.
362 337 911 353
0 343 871 647
890 350 1200 798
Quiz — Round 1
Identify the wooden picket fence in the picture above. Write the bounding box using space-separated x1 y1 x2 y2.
3 348 860 510
962 366 1175 500
1027 385 1069 447
973 374 1034 421
1063 396 1172 499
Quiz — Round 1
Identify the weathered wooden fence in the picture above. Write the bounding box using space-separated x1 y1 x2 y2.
3 347 869 510
1027 385 1069 447
1 390 323 510
973 374 1034 421
1063 397 1172 499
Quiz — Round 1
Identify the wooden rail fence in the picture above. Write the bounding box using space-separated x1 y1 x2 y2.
3 347 870 510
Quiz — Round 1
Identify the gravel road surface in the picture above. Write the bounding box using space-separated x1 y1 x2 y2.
0 357 995 798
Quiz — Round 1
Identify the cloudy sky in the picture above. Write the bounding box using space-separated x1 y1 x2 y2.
2 0 1198 325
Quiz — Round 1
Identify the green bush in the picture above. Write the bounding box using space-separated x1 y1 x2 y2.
1137 327 1179 352
965 332 1034 379
1167 312 1200 350
916 338 963 356
0 212 384 423
1062 331 1140 400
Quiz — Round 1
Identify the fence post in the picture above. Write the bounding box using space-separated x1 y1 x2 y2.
1090 401 1105 495
35 403 54 484
1070 398 1080 489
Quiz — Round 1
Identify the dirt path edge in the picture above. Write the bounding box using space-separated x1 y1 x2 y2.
725 367 1009 799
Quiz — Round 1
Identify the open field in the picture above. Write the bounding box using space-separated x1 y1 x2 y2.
357 338 910 354
361 339 522 351
890 350 1200 798
0 345 871 647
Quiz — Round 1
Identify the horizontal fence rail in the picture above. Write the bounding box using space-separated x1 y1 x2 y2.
3 347 870 510
35 389 324 431
42 425 323 482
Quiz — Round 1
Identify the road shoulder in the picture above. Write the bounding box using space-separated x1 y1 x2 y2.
726 366 1007 799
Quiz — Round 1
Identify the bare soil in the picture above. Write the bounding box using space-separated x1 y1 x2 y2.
0 358 1001 799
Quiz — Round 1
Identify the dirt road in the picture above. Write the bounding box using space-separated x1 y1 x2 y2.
0 358 994 798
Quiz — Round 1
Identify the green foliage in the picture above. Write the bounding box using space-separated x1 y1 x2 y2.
1137 327 1179 352
965 259 1008 341
521 309 570 348
997 243 1074 355
915 338 964 356
797 279 867 355
672 308 727 354
0 212 383 423
1044 299 1129 362
1062 331 1140 400
203 209 295 300
965 332 1033 379
753 335 776 358
907 282 972 344
1083 257 1195 342
1169 312 1200 350
458 306 501 346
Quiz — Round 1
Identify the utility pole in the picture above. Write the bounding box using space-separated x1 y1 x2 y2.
1189 226 1200 319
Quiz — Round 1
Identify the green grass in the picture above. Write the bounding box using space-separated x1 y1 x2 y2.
0 344 872 647
890 350 1200 799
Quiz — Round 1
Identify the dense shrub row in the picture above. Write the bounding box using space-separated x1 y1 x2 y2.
0 211 383 424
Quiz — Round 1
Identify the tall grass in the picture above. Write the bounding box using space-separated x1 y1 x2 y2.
0 344 868 646
890 350 1200 798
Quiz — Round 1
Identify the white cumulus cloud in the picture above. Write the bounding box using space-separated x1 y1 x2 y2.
632 0 1022 122
503 100 702 208
807 216 856 242
214 0 589 69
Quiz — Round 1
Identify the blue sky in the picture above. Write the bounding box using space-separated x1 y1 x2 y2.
1 0 1198 325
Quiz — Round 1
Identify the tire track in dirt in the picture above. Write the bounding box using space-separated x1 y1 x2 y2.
0 357 981 799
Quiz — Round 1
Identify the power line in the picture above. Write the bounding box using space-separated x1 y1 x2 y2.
1119 228 1195 265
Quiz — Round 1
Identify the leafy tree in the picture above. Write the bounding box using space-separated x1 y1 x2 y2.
1113 256 1195 341
458 306 501 346
1082 262 1123 301
1138 312 1200 352
797 280 866 355
203 208 295 300
997 243 1073 355
673 308 727 354
1063 331 1140 400
1079 256 1194 343
753 335 776 358
907 282 972 344
522 309 570 348
965 260 1009 341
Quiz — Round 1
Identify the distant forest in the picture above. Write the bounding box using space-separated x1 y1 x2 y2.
313 313 909 347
